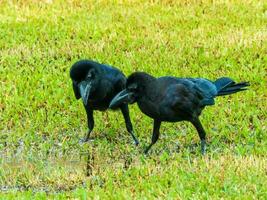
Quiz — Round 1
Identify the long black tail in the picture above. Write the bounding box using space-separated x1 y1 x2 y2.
214 77 250 96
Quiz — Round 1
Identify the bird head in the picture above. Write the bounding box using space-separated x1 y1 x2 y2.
70 60 101 105
109 72 153 109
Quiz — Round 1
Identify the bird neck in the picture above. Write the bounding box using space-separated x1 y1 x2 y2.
139 76 159 101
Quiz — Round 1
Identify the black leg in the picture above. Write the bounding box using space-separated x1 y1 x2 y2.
191 118 206 155
144 120 161 154
120 104 139 145
81 108 94 142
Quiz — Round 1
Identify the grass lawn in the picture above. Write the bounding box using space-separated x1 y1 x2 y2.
0 0 266 199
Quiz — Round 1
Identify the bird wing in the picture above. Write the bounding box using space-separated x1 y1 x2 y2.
186 78 217 106
159 78 218 117
157 82 200 120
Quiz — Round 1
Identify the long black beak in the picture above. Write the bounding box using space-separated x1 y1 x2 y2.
109 89 132 109
79 80 91 105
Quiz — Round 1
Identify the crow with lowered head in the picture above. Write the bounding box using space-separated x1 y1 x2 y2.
70 60 139 145
109 72 249 154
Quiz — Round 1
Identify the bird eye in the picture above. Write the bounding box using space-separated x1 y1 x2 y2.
128 83 138 91
87 72 94 79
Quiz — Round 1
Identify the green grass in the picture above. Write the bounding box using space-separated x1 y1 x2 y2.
0 0 266 199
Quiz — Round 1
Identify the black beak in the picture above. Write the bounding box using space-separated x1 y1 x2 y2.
79 80 91 105
109 89 133 109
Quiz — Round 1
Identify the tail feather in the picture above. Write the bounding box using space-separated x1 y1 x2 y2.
214 77 249 96
220 82 249 91
214 77 234 91
217 88 248 96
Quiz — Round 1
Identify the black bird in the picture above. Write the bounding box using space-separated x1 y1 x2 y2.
109 72 249 154
70 60 139 145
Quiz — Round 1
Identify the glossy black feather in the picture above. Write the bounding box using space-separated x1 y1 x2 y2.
112 72 249 154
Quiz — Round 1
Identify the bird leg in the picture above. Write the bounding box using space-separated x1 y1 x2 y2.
81 109 94 143
120 104 139 146
191 118 207 155
144 120 161 154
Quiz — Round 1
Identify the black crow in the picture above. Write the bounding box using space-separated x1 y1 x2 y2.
70 60 139 145
109 72 249 154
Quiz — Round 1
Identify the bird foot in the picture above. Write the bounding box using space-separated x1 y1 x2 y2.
144 148 150 155
79 137 94 144
201 140 206 155
134 140 139 146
